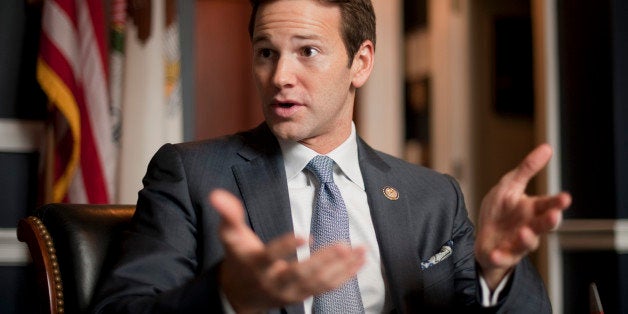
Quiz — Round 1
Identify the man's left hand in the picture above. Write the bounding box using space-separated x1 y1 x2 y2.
474 143 571 289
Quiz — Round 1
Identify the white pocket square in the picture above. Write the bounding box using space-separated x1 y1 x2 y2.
421 240 453 270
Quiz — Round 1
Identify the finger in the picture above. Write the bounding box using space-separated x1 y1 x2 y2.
532 192 572 214
265 233 307 262
490 248 521 269
526 192 570 232
318 247 365 286
298 245 365 294
274 244 352 291
274 244 365 300
490 228 536 267
311 244 366 276
485 226 538 268
517 227 540 252
529 207 564 234
509 143 553 188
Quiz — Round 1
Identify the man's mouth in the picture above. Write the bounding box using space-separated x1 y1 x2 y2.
270 100 303 118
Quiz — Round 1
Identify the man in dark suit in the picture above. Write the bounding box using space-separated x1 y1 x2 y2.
93 0 571 313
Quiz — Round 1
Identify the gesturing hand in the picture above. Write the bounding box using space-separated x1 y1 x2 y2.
474 144 571 289
209 189 366 313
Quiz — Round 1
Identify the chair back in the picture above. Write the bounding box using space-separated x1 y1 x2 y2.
17 203 135 314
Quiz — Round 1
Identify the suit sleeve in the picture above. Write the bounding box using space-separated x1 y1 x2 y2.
91 144 226 313
446 176 552 313
487 258 552 312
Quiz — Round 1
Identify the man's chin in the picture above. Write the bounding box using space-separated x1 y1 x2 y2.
268 123 304 142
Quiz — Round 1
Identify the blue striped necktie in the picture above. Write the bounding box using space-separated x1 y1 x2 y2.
306 155 364 313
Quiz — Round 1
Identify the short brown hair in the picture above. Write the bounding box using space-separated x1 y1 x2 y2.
248 0 376 65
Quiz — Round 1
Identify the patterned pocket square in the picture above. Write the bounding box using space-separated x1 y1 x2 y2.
421 240 453 270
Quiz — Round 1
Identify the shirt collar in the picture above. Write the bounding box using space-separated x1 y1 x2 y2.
278 123 365 190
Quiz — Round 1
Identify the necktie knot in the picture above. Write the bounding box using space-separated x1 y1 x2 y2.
306 155 335 184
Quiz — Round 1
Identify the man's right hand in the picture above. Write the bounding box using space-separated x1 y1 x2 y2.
209 189 366 313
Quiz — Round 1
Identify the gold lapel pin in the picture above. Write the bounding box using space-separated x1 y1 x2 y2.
382 186 399 200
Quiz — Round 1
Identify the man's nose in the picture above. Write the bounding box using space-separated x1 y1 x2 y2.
272 56 296 88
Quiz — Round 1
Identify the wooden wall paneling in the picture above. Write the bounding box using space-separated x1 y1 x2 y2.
194 0 263 140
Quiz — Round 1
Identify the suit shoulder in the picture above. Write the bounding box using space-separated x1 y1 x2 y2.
371 149 461 193
143 134 245 181
168 123 276 160
375 150 447 177
170 133 245 158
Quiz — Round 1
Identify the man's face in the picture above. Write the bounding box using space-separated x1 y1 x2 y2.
252 0 364 153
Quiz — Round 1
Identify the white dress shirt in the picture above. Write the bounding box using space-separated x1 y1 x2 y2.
278 123 388 313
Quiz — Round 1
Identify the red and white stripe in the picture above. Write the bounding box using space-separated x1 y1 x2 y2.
38 0 117 203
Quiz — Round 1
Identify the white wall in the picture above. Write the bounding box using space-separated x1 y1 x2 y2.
428 0 475 214
359 0 404 157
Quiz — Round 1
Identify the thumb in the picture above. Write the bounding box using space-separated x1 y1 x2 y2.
210 189 246 229
209 189 262 254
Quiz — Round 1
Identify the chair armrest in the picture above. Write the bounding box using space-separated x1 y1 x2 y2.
18 216 65 314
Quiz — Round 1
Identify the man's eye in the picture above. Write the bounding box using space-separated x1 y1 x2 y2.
302 47 319 57
258 49 273 58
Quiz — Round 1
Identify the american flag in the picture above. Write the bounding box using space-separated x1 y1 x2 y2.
37 0 117 203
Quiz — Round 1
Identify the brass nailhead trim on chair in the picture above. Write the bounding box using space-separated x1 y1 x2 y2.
29 216 65 314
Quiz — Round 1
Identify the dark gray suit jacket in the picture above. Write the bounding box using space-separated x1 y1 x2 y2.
92 123 551 313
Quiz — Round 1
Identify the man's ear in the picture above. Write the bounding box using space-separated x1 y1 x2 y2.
351 40 375 88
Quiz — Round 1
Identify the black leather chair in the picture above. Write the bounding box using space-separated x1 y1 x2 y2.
17 204 135 314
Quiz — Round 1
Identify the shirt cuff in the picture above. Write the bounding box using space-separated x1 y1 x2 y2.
219 289 237 314
478 271 512 307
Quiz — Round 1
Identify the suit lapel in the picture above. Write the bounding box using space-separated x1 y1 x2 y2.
231 124 294 245
231 124 304 314
357 138 424 312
